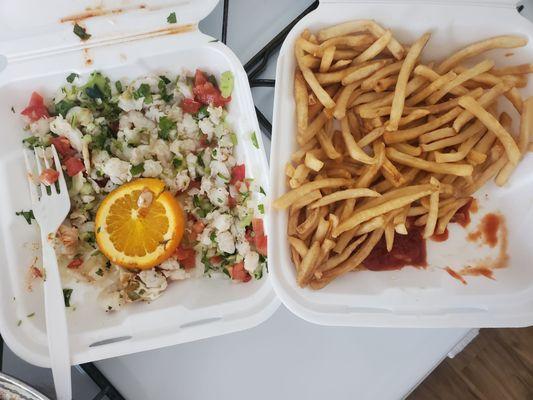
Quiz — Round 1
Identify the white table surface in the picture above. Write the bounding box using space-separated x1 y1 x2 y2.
6 0 532 399
95 1 472 399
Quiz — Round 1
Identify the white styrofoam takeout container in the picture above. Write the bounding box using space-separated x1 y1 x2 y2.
0 0 279 367
269 0 533 328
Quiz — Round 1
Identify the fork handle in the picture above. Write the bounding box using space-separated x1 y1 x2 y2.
41 232 72 400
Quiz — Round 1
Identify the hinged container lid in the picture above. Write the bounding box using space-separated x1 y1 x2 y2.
0 0 218 60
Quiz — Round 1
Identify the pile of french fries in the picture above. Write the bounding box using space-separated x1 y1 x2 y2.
273 20 533 290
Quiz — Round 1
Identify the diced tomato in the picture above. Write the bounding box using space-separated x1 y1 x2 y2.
175 245 196 270
180 98 202 114
64 157 85 177
195 69 208 86
210 255 222 265
251 218 267 256
199 134 209 147
190 220 205 241
193 82 231 107
50 136 76 158
31 266 43 278
39 168 59 186
188 180 201 190
21 92 49 122
255 234 268 256
230 164 246 184
228 194 237 208
252 218 265 237
230 262 251 282
67 258 83 269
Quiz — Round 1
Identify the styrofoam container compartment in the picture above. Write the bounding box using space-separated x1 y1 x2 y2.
0 0 278 367
270 0 533 328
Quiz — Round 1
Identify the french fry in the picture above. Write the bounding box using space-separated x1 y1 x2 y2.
504 87 523 113
353 30 392 63
495 97 533 185
388 32 431 131
361 61 403 90
289 237 309 258
309 188 380 209
386 147 473 176
437 35 528 73
294 70 309 135
319 234 368 272
301 68 336 109
413 65 468 96
391 143 422 157
317 129 342 159
319 46 336 73
333 82 360 119
290 190 322 211
492 63 533 76
419 127 456 144
341 117 376 164
297 241 321 287
458 96 521 164
426 59 494 105
381 156 405 187
357 126 386 148
304 152 324 172
420 120 484 152
333 186 434 237
384 107 463 144
342 59 393 85
274 178 351 209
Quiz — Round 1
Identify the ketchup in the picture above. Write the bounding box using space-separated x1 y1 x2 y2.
451 198 474 227
364 225 427 271
431 228 449 242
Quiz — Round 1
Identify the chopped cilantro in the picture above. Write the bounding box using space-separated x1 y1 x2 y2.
127 291 140 301
196 105 209 120
17 320 22 327
254 267 263 280
63 288 73 307
85 85 104 99
220 71 234 98
197 152 205 167
83 231 96 244
172 157 183 169
115 80 123 93
16 210 35 225
167 12 177 24
91 131 108 150
259 186 266 195
158 78 173 102
210 231 217 242
222 267 231 278
22 136 41 149
73 23 91 40
217 173 229 181
159 75 171 84
26 312 35 318
54 99 76 117
95 268 104 277
192 195 201 208
258 204 265 214
250 131 259 148
230 132 238 145
66 73 79 83
208 74 218 88
158 116 175 139
11 106 15 113
130 163 145 176
209 39 219 43
133 83 152 104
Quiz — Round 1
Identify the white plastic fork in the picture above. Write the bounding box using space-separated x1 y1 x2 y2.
23 145 72 400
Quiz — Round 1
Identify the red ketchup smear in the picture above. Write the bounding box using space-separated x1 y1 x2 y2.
444 267 467 285
364 225 427 271
450 198 474 228
460 266 495 280
431 228 449 242
480 213 500 248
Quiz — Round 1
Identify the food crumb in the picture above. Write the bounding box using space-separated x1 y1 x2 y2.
27 312 35 318
17 320 22 327
444 267 467 285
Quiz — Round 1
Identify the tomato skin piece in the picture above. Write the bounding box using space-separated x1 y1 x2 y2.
249 218 267 256
195 69 208 86
231 262 251 282
210 255 222 265
180 98 202 114
39 168 59 185
230 164 246 184
67 258 83 269
255 234 268 256
175 245 196 270
252 218 265 236
50 136 76 158
64 157 85 177
21 92 50 122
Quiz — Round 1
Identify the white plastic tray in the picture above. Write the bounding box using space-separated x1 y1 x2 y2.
269 0 533 328
0 1 279 367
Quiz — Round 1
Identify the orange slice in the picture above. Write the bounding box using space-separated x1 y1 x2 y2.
95 178 184 270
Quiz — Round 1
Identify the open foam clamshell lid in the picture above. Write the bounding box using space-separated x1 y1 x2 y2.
0 0 218 60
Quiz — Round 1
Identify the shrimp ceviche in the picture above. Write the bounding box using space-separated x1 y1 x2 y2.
19 69 267 311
